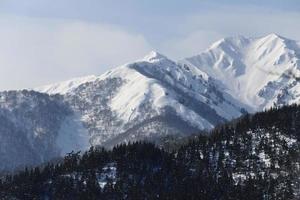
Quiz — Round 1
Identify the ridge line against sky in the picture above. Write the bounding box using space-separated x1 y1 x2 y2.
0 0 299 90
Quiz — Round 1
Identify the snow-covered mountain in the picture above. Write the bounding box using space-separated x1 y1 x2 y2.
37 51 246 147
36 33 300 149
1 33 300 171
181 33 300 111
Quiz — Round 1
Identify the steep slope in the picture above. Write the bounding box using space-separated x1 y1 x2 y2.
48 51 246 148
181 33 300 111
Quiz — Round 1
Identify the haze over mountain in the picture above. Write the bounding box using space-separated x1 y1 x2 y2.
0 33 300 171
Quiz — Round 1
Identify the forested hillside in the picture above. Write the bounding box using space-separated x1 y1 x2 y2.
1 104 300 199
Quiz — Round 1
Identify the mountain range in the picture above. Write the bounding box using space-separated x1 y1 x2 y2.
1 33 300 171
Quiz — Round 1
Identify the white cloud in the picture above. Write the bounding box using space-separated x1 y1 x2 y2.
0 15 152 90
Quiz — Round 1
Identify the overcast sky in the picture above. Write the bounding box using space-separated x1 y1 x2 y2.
0 0 299 90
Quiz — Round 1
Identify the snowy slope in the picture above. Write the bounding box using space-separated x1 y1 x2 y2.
35 51 247 148
181 33 300 111
74 52 248 146
103 51 244 127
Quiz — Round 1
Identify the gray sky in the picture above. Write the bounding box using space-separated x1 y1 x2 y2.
0 0 299 90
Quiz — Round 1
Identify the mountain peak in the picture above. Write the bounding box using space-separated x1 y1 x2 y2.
208 35 250 51
263 33 284 40
141 51 169 63
208 34 288 51
182 33 300 111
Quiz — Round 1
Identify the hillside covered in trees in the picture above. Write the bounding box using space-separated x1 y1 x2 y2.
1 104 300 199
